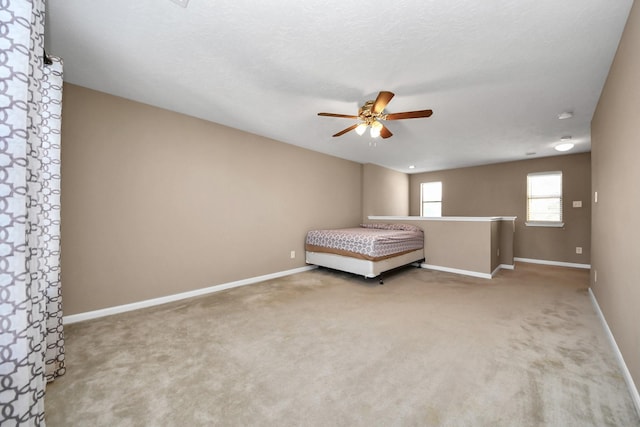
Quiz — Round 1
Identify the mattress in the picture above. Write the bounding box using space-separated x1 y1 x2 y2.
305 223 424 261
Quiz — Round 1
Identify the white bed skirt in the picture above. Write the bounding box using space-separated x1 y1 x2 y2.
305 249 425 278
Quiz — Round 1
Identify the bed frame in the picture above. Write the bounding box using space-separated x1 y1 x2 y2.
306 249 425 284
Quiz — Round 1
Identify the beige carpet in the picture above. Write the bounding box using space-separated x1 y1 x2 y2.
45 263 639 426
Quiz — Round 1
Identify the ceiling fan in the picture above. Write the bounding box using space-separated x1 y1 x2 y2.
318 91 433 139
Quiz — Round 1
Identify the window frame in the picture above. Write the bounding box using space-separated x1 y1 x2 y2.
525 171 564 227
420 181 442 217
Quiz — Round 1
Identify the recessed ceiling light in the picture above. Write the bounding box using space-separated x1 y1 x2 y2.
558 111 573 120
408 165 415 169
555 136 574 152
555 143 574 152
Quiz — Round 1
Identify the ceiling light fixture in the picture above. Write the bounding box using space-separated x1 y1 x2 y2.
352 119 384 139
555 136 574 152
354 120 381 138
558 111 573 120
370 120 383 138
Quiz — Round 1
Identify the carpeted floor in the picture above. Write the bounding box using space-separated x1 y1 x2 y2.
45 263 640 426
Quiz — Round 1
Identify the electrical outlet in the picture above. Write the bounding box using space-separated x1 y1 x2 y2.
576 247 582 254
290 250 295 259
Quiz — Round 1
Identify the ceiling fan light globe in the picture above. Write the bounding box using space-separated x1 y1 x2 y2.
370 120 383 138
355 123 367 136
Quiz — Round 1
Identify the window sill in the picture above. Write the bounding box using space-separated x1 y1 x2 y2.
525 221 564 228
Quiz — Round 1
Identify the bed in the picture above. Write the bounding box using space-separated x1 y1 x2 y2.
305 223 425 283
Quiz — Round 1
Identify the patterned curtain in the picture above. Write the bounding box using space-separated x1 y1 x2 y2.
1 0 65 425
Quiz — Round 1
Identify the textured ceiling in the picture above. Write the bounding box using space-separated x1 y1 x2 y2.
45 1 633 173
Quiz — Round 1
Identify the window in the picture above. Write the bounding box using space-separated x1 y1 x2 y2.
421 181 442 217
526 171 563 226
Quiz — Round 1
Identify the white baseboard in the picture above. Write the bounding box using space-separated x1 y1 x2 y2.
588 288 640 417
421 263 492 279
421 263 514 279
491 264 516 277
514 257 591 269
63 266 317 325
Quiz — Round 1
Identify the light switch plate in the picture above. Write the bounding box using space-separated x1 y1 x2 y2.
573 200 582 208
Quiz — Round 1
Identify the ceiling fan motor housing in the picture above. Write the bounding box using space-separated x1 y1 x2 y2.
359 100 388 125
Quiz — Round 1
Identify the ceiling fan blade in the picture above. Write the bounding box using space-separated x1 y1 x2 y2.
371 91 394 114
332 124 358 137
385 109 433 120
380 125 393 139
318 112 359 119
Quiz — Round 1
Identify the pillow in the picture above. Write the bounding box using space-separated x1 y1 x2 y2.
360 223 422 232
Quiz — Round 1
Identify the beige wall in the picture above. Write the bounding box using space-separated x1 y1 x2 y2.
409 153 591 264
591 1 640 396
423 221 491 273
61 84 362 315
367 217 514 275
361 163 409 220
